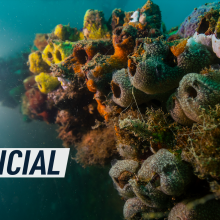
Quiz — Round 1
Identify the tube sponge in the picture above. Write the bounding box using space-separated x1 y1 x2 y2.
128 56 184 94
35 72 60 94
28 51 50 74
123 197 149 220
177 72 220 123
42 43 55 66
53 41 76 64
84 25 137 95
168 199 220 220
166 92 194 126
42 41 75 66
54 24 83 41
111 68 154 107
137 149 193 196
109 159 139 199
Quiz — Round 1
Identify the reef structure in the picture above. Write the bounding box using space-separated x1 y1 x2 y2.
16 1 220 219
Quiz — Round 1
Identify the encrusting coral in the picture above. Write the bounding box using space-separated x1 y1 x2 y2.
18 1 220 219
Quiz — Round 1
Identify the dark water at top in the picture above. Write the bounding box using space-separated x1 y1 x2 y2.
0 0 213 219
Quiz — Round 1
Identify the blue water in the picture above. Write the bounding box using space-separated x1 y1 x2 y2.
0 0 214 219
0 0 213 58
0 107 123 219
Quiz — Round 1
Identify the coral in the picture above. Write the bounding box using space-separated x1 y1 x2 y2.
177 72 220 123
168 198 220 220
177 2 220 38
83 9 110 40
34 34 48 52
75 127 117 167
35 72 60 94
54 24 83 41
28 51 50 74
109 159 139 199
17 2 220 219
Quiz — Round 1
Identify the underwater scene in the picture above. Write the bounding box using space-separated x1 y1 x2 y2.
1 0 220 219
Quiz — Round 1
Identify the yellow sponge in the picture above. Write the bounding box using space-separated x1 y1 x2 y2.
28 51 50 74
53 41 76 64
35 72 60 94
42 43 55 66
